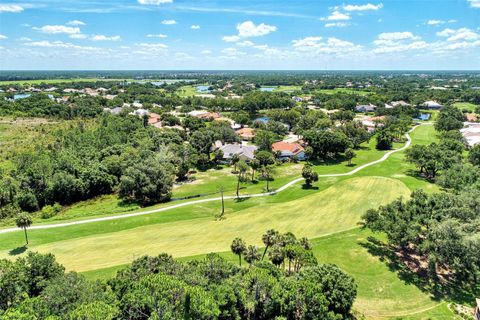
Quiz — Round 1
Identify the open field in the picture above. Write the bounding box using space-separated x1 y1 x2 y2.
453 102 478 112
0 121 454 319
0 176 410 271
315 88 372 96
82 228 455 320
0 78 132 85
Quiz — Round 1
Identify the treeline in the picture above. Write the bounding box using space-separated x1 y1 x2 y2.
0 232 357 319
362 188 480 288
363 106 480 290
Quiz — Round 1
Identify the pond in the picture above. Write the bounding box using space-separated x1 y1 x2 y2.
196 85 211 93
260 87 276 92
13 93 31 100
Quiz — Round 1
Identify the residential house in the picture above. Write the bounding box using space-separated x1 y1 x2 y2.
475 299 480 320
423 101 443 110
460 122 480 147
361 116 386 132
148 113 161 124
129 108 149 117
215 117 242 130
236 127 256 140
219 144 258 162
355 104 377 112
196 112 222 120
391 100 411 107
272 141 306 161
103 107 124 115
188 110 209 117
466 113 478 122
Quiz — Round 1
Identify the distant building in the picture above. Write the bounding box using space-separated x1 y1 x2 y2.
219 144 258 162
272 141 306 160
355 104 377 112
236 127 256 140
103 107 124 115
460 122 480 147
422 101 443 110
475 299 480 320
148 113 161 124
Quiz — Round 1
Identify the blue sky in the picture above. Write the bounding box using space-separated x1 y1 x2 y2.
0 0 479 70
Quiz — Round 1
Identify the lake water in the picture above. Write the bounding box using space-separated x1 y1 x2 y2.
13 93 31 100
196 85 211 93
260 87 276 92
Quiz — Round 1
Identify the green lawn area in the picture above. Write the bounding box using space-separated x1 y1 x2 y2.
275 85 302 92
315 88 371 96
0 121 454 319
0 78 131 85
453 102 478 112
0 176 410 272
82 228 455 320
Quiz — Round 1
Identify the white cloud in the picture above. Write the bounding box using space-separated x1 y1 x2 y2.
91 35 121 41
292 36 323 47
18 36 31 41
437 28 479 41
373 41 428 53
24 40 102 52
138 43 168 49
201 50 212 54
190 25 200 29
221 47 246 56
436 28 456 37
161 19 177 25
373 32 426 54
427 20 444 25
322 11 351 21
146 34 167 38
222 35 241 42
237 40 255 47
343 3 383 11
34 25 81 34
236 21 277 37
291 36 361 56
467 0 480 8
67 20 85 26
0 4 23 13
138 0 173 4
0 34 7 40
325 22 349 28
69 34 88 39
377 31 419 41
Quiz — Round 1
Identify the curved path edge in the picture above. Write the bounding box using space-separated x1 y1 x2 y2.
0 124 424 235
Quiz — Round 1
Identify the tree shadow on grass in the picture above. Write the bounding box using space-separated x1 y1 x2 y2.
9 246 27 256
234 197 250 203
301 184 319 190
359 236 479 306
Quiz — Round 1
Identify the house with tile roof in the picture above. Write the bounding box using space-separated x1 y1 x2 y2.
272 141 306 160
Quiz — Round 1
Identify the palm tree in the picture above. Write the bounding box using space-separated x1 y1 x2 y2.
244 245 261 267
261 229 279 260
268 245 285 268
231 153 240 172
230 237 247 266
261 165 275 192
284 245 297 275
236 160 249 198
16 213 32 245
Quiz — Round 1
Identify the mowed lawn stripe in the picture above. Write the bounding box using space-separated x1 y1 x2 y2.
0 176 410 272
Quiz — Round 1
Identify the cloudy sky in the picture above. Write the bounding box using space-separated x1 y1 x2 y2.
0 0 479 70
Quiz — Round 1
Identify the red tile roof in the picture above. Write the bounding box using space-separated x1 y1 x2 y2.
272 141 305 155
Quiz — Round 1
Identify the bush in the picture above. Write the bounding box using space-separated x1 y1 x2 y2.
40 203 62 219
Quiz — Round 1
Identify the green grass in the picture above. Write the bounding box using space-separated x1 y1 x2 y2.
453 102 478 112
314 88 371 96
0 176 410 272
0 78 132 85
82 228 455 320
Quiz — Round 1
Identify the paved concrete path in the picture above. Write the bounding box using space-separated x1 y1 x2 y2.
0 125 423 235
